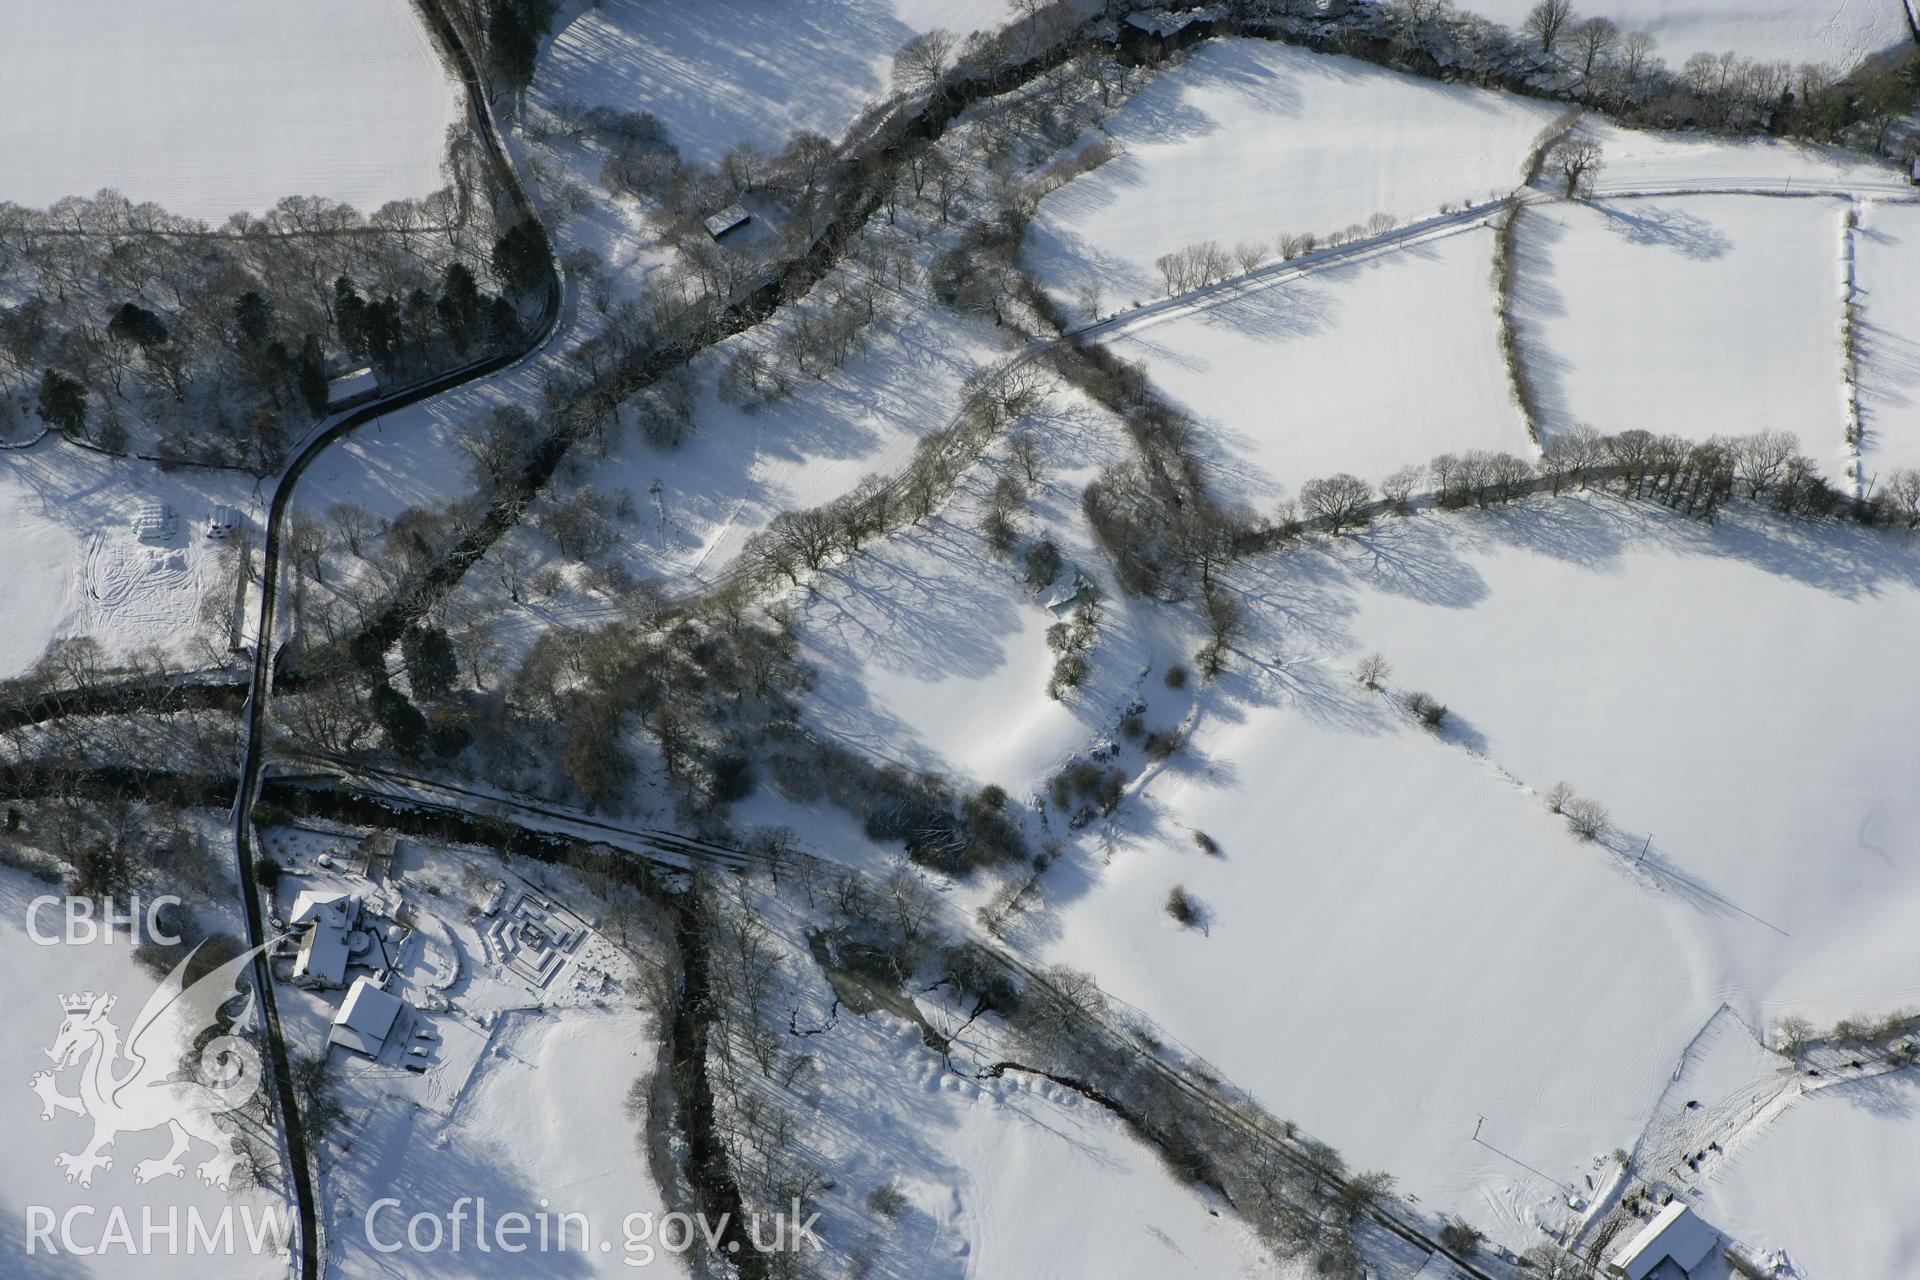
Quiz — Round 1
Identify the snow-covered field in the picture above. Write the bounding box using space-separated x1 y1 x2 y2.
1025 40 1564 308
1046 498 1920 1247
792 385 1185 792
584 302 1008 586
1855 199 1920 477
1103 226 1530 500
777 998 1282 1280
1579 119 1915 197
1695 1072 1920 1278
1512 195 1849 460
0 865 291 1280
0 442 256 680
535 0 1008 166
0 0 460 220
1456 0 1912 69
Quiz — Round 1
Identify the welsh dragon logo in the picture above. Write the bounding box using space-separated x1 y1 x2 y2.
29 942 271 1191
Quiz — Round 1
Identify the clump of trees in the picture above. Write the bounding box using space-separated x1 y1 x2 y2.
1547 783 1610 840
1320 0 1918 154
1403 690 1448 731
1164 884 1203 928
1047 757 1127 827
1045 598 1099 699
0 172 526 469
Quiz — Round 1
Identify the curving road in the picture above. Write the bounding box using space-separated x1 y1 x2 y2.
225 3 566 1276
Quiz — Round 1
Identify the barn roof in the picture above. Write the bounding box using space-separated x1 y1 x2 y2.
703 204 750 238
329 976 404 1058
1609 1203 1718 1280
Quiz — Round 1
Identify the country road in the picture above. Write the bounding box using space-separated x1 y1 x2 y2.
225 2 567 1276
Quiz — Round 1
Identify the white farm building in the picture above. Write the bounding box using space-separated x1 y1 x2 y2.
328 975 406 1059
1607 1203 1719 1280
288 890 361 989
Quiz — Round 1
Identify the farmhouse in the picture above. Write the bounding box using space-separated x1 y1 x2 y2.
703 204 750 239
288 890 361 989
1607 1203 1719 1280
328 975 406 1058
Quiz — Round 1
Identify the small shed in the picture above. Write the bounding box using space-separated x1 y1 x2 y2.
326 367 379 411
703 204 751 240
328 975 405 1058
1607 1203 1719 1280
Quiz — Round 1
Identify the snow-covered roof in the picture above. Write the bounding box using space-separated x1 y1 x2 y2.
328 975 405 1058
703 204 750 238
293 920 350 988
326 367 378 406
1609 1203 1718 1280
287 889 355 929
1123 8 1219 37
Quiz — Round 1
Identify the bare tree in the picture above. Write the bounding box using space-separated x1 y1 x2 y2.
325 502 383 559
891 29 957 96
1196 585 1242 679
1006 431 1044 487
1571 16 1618 75
1885 468 1920 530
455 405 536 492
1354 653 1390 689
1547 136 1604 198
1380 465 1422 514
1523 0 1576 53
1732 430 1798 498
1617 30 1660 86
1300 473 1374 534
1563 797 1609 840
1773 1015 1814 1063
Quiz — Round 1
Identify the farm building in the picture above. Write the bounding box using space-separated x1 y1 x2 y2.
288 890 361 989
703 204 750 239
1607 1203 1719 1280
328 975 405 1058
326 366 379 410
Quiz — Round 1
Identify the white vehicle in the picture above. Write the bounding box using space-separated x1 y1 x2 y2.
205 505 243 540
